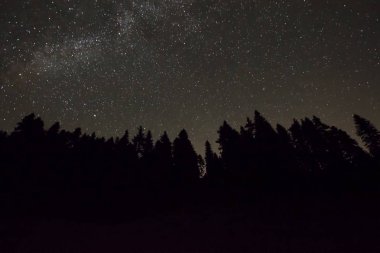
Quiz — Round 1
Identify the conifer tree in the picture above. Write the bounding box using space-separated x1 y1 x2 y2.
204 141 220 180
354 114 380 160
173 129 199 185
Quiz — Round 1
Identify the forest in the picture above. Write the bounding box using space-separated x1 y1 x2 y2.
0 111 379 217
1 111 380 252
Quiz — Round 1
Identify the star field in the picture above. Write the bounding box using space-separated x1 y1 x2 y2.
0 0 379 152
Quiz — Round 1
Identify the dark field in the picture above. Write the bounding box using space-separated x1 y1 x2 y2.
1 192 379 253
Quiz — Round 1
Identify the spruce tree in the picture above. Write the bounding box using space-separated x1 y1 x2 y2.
354 114 380 160
173 129 199 186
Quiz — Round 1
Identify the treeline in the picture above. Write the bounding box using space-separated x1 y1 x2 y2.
0 112 379 215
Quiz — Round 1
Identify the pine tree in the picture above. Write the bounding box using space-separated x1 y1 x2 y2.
144 130 154 156
13 113 45 142
133 126 145 158
216 121 240 174
118 130 130 147
198 155 206 178
276 124 297 179
253 110 277 142
205 141 219 180
155 131 172 169
289 119 312 174
153 131 173 187
47 122 60 136
328 126 369 168
253 111 280 184
354 114 380 160
173 129 199 186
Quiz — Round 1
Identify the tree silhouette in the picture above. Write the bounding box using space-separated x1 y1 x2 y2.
204 140 222 183
354 114 380 162
144 130 154 156
118 130 130 148
197 155 206 178
289 119 314 176
173 129 199 187
152 131 173 188
216 121 240 184
133 126 145 159
116 130 137 168
0 130 9 192
252 111 281 187
142 130 155 186
275 124 298 184
238 118 256 186
13 113 44 142
0 111 379 221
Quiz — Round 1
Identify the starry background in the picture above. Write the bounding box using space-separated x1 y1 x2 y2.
0 0 379 152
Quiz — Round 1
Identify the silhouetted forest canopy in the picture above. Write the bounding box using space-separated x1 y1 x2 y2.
0 111 379 217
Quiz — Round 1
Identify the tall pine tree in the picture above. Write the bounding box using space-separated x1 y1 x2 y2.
173 129 199 186
354 114 380 161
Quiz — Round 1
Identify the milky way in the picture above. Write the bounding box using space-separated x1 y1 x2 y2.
0 0 379 152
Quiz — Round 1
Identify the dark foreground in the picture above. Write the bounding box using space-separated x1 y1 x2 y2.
1 191 379 253
0 113 379 252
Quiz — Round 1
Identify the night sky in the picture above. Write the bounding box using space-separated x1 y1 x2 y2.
0 0 379 152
